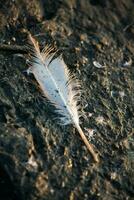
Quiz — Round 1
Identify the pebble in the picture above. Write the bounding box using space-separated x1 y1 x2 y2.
122 57 132 67
93 61 106 68
110 172 117 180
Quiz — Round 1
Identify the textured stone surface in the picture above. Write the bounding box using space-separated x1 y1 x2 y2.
0 0 134 199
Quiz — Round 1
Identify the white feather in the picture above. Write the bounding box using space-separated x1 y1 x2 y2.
27 34 99 162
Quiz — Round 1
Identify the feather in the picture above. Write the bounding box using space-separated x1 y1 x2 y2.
27 34 99 162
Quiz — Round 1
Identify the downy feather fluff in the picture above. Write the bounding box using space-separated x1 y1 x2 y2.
27 34 99 162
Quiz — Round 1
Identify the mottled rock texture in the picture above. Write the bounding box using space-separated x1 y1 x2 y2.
0 0 134 199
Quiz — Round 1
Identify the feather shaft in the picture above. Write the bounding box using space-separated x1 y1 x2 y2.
76 124 99 162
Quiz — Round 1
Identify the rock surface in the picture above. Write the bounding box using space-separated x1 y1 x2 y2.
0 0 134 199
